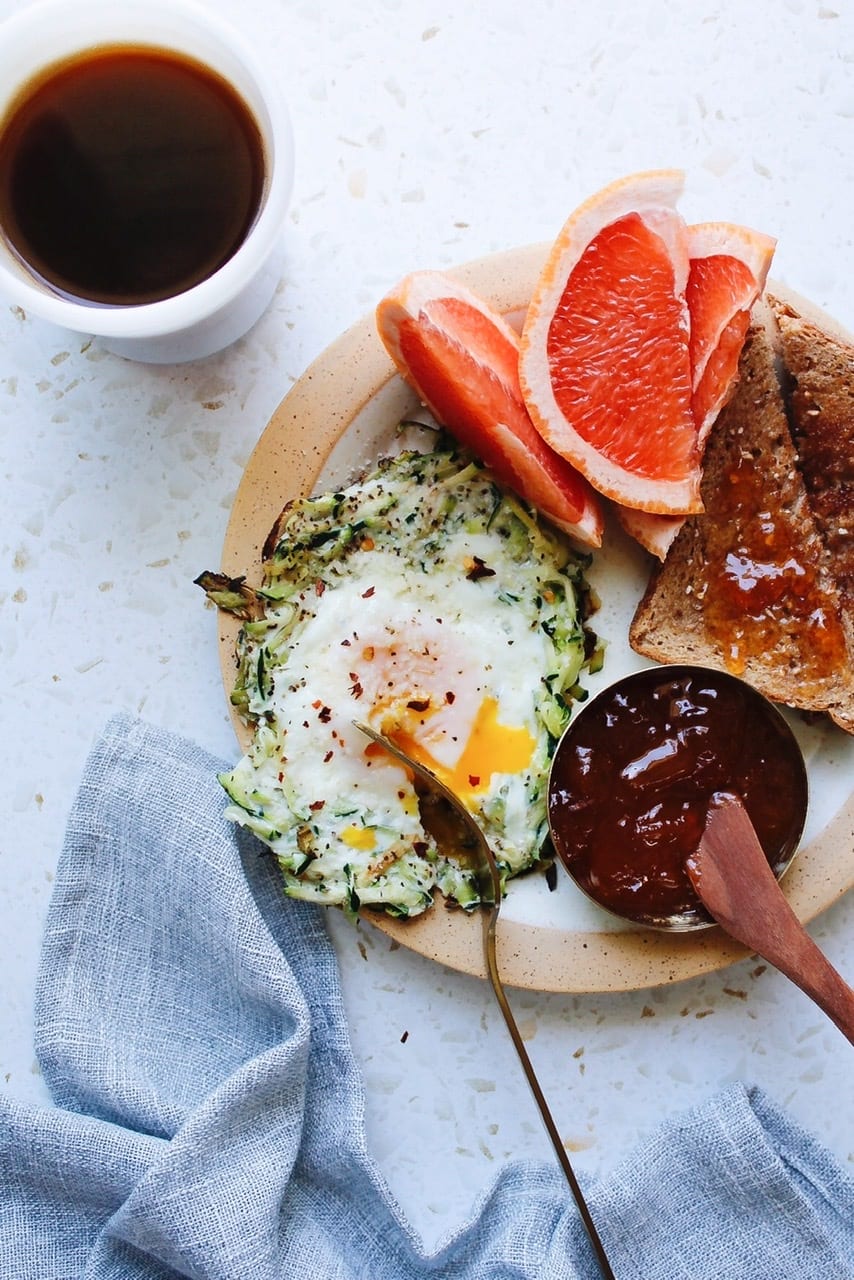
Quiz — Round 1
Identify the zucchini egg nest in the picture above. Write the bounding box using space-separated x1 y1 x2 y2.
204 443 601 919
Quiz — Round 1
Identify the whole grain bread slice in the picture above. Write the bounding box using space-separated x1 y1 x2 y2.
629 298 854 735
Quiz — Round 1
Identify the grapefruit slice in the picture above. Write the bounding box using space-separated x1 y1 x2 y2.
686 220 776 440
518 169 700 516
617 219 776 558
375 270 604 547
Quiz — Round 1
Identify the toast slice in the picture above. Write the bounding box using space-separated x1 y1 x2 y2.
770 292 854 627
629 299 854 734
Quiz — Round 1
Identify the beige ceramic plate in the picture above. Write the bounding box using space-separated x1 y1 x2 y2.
218 243 854 993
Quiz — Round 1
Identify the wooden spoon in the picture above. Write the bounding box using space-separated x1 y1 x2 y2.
687 793 854 1044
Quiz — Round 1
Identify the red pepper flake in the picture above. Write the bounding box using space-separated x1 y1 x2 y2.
361 585 375 599
407 697 430 712
465 556 495 582
309 800 326 812
312 699 322 709
318 706 332 723
445 691 456 704
400 1029 409 1044
341 638 351 647
350 678 364 699
315 579 326 596
468 774 481 787
323 750 334 763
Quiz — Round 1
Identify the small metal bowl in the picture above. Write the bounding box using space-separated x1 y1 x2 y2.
547 664 809 931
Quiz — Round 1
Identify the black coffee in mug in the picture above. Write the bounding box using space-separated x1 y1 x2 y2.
0 45 266 306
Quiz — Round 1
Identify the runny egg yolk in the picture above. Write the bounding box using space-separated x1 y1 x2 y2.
386 695 536 808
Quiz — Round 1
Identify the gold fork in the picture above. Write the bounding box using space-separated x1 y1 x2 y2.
354 722 617 1279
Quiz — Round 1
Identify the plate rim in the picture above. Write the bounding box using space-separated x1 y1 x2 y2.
216 241 854 994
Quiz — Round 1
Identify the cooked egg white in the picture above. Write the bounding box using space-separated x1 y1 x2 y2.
217 444 599 917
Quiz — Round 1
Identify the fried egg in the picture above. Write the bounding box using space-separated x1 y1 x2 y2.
217 444 599 916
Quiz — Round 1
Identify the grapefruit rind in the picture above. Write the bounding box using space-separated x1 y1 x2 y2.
615 507 685 561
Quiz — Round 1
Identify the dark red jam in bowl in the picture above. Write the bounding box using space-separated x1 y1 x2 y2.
547 665 808 929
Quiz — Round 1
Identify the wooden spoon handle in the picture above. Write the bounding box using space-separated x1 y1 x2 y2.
688 795 854 1045
765 917 854 1044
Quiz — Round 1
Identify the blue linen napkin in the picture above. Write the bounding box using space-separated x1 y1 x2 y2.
1 713 852 1279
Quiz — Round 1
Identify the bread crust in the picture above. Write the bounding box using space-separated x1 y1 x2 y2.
629 296 854 734
770 293 854 625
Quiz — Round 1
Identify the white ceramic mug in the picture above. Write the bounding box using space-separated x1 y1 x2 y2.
0 0 294 363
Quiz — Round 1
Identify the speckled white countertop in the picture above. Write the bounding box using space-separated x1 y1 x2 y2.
2 0 852 1251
